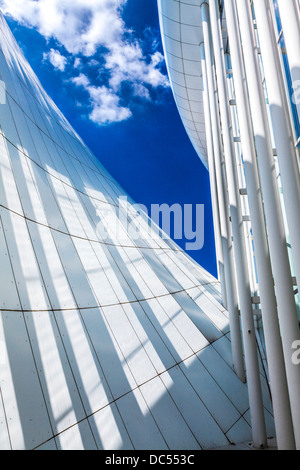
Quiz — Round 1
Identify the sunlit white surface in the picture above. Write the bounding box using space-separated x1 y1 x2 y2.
0 11 275 449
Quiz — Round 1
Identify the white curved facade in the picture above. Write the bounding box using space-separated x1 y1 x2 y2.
159 0 300 451
158 0 208 168
0 11 276 450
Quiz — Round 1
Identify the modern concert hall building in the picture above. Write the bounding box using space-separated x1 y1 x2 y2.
0 0 299 450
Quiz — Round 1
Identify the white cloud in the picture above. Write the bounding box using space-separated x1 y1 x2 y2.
105 42 169 91
89 86 132 125
73 57 82 69
43 48 67 71
71 73 132 125
0 0 128 56
0 0 169 125
72 73 90 88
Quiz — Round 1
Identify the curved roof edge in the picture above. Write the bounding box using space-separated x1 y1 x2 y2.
158 0 209 169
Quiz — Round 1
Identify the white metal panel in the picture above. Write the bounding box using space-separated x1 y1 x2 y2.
0 50 18 98
158 294 209 353
88 402 134 450
102 304 158 385
165 51 184 74
26 221 77 310
0 397 11 450
0 96 20 148
186 286 230 333
163 16 181 40
176 249 217 284
19 81 41 130
197 344 250 414
72 236 119 306
1 209 51 311
0 310 53 449
41 134 71 184
116 386 168 450
225 416 253 446
91 241 137 303
80 307 137 398
20 116 46 167
54 308 113 414
139 375 200 450
29 162 69 232
141 248 183 293
61 184 99 241
140 297 194 363
107 245 153 299
6 141 49 224
6 96 31 155
24 309 87 435
123 211 160 250
0 213 20 310
160 364 231 449
185 73 203 90
165 248 201 285
163 34 183 59
158 0 180 22
180 2 202 27
177 105 194 121
180 353 242 434
49 175 86 238
0 135 23 214
122 302 175 374
34 439 57 450
50 230 97 309
55 420 96 450
173 290 223 342
154 249 196 289
180 24 202 45
123 247 169 296
23 86 49 136
8 69 36 123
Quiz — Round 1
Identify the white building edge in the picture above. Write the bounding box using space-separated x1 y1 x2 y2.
0 0 297 450
158 0 300 450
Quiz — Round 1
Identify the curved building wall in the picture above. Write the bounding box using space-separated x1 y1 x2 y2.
0 12 274 450
157 0 229 170
157 0 208 168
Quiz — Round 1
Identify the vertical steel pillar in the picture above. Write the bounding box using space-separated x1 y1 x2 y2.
235 0 296 450
253 0 300 294
200 44 227 309
253 0 300 448
208 0 267 449
200 3 245 383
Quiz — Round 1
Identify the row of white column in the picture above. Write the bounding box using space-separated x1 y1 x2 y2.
199 0 300 450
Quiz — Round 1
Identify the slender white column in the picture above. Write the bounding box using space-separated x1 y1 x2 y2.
208 0 267 449
253 0 300 295
253 0 300 449
236 0 296 450
200 3 245 382
276 0 300 124
200 43 227 309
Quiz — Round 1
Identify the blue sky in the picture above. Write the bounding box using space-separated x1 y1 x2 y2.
1 0 217 276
